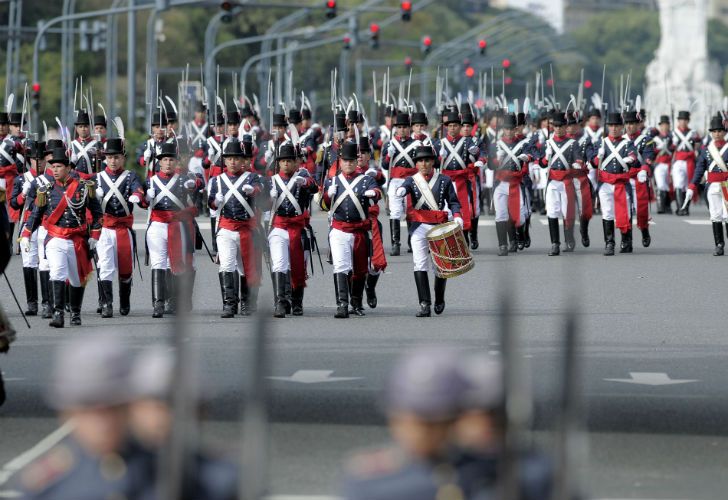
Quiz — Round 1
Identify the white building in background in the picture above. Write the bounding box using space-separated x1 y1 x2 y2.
490 0 565 33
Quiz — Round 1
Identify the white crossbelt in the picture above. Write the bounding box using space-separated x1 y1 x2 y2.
707 142 728 173
413 172 440 210
547 138 575 169
0 140 15 165
98 170 131 216
151 174 185 210
273 174 303 216
585 127 603 143
653 136 671 157
673 128 694 152
218 172 255 218
72 139 96 168
497 139 525 169
602 138 629 172
330 174 366 220
189 122 208 145
442 137 467 170
207 137 222 165
391 138 417 168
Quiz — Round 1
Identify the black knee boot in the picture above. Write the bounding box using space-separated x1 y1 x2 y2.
548 218 561 256
713 222 725 256
516 225 525 251
641 226 651 247
350 277 366 316
414 271 431 317
496 221 509 256
119 278 132 316
152 269 166 318
218 272 225 309
390 220 401 256
434 276 447 315
273 272 288 318
210 216 218 254
620 229 633 253
232 270 239 315
239 276 251 316
603 220 615 256
69 286 85 326
365 273 379 308
507 222 517 253
100 280 114 318
292 287 304 316
39 270 52 319
285 271 293 314
22 267 38 316
580 217 590 247
334 273 350 318
524 217 532 248
49 280 66 328
470 218 479 250
164 270 176 315
221 272 237 318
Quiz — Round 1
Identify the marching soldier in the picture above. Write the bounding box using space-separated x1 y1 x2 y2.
541 112 584 256
189 102 209 149
570 111 595 247
489 113 532 256
290 108 318 175
317 112 346 186
95 137 145 317
0 116 21 244
267 143 319 318
461 109 484 249
138 112 167 177
592 112 639 256
671 110 701 216
653 115 675 214
381 112 418 256
208 138 263 318
323 142 382 318
624 111 655 247
205 108 226 255
397 146 462 317
70 111 101 180
145 142 199 318
685 116 728 256
263 113 289 174
93 114 108 139
20 147 102 327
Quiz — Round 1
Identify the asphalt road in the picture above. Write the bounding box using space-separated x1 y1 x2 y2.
1 204 728 499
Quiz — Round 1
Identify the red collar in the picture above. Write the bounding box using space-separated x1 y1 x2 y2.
714 140 726 148
589 125 600 131
105 167 125 175
158 171 174 180
342 172 359 181
447 134 462 142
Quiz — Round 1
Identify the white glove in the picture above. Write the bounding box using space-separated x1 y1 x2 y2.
395 187 406 197
364 189 377 198
95 186 105 199
22 180 31 196
327 184 337 198
242 184 255 194
624 156 635 164
684 188 694 204
269 188 278 199
387 144 396 157
546 148 553 161
517 154 529 162
454 216 464 228
19 237 30 252
0 179 5 190
474 160 484 169
215 192 224 206
597 146 605 158
264 149 274 163
88 238 97 251
146 188 156 201
184 179 196 189
468 146 480 156
294 176 306 185
365 168 378 177
637 170 648 183
128 194 140 204
143 148 152 164
571 162 582 170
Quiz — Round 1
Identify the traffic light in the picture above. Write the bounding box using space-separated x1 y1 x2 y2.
326 0 337 19
31 83 40 112
478 39 487 56
369 23 380 49
465 66 475 79
502 58 511 69
220 1 233 23
584 80 593 89
505 76 513 86
401 1 412 22
422 35 432 54
404 56 413 70
343 34 351 50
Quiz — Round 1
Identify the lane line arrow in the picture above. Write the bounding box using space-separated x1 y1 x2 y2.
604 372 699 386
268 370 362 384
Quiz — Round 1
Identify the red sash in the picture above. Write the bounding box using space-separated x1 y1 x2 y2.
496 169 525 227
674 151 696 186
598 171 632 234
331 219 371 279
46 225 93 286
549 170 577 229
441 169 473 230
219 216 260 286
571 170 593 220
272 213 308 289
408 210 449 225
45 179 79 226
103 214 135 280
366 205 387 273
708 172 728 183
390 166 418 179
629 168 651 230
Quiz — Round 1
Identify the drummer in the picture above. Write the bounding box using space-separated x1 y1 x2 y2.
396 146 462 317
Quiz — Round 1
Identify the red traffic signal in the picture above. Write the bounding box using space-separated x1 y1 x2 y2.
502 58 511 69
421 35 432 54
326 0 336 19
343 35 351 50
584 80 593 89
478 39 487 56
369 23 380 49
401 1 412 21
547 78 554 87
404 56 413 68
465 66 475 78
370 23 380 33
32 82 41 93
505 76 513 85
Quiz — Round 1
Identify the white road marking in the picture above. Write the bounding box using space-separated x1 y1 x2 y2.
269 370 362 384
604 372 699 386
684 220 711 225
0 422 74 486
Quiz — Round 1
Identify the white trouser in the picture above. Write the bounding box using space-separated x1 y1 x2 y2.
598 182 632 222
537 167 549 190
411 223 433 272
493 181 527 225
329 228 356 274
588 167 598 190
387 177 406 220
46 237 81 286
573 177 588 217
546 180 568 219
20 228 39 268
146 221 170 270
529 163 541 185
484 168 494 189
671 160 688 190
38 225 49 272
653 163 670 191
216 227 245 274
707 182 728 222
96 227 133 281
268 227 290 274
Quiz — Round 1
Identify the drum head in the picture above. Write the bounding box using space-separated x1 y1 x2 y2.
426 221 458 239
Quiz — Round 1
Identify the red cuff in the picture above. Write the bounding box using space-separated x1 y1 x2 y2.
453 213 462 219
689 183 697 192
20 227 31 238
17 194 25 205
90 229 101 240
